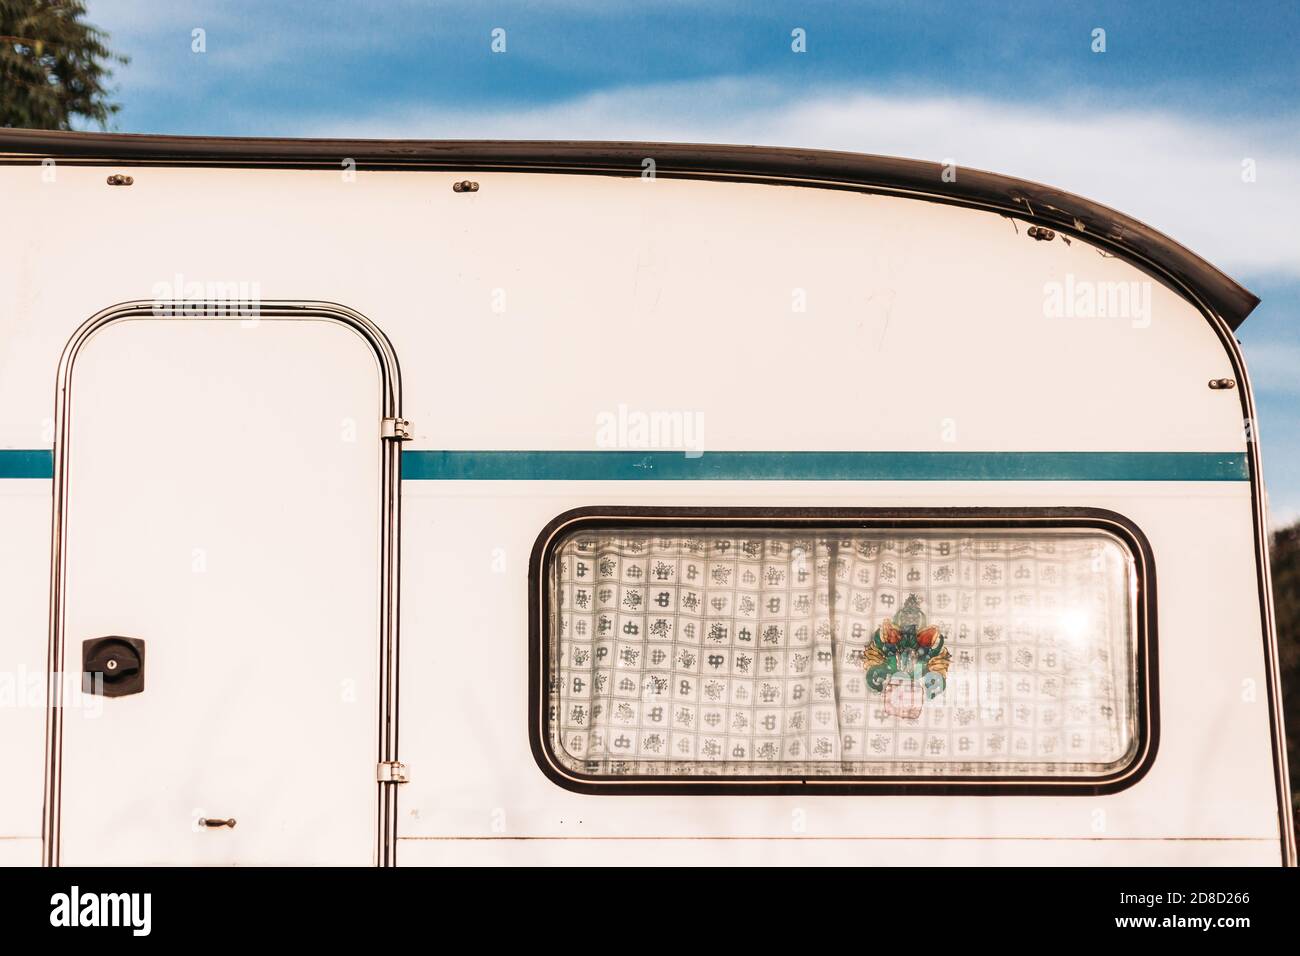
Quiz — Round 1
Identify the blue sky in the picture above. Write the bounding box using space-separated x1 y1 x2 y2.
83 0 1300 523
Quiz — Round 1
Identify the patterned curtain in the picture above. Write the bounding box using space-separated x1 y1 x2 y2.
549 529 1135 778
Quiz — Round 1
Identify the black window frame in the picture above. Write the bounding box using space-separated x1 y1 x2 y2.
529 506 1158 796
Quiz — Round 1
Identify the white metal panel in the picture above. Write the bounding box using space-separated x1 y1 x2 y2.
0 167 1248 455
398 836 1280 867
0 487 50 841
0 839 40 866
57 319 382 865
395 481 1280 865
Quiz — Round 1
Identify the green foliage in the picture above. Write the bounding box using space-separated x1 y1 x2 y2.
1271 521 1300 822
0 0 127 130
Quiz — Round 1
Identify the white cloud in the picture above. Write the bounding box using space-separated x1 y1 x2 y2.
293 79 1300 281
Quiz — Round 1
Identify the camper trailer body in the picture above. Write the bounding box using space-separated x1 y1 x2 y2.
0 131 1292 866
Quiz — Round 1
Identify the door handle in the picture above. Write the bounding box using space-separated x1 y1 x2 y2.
198 818 237 829
82 636 146 697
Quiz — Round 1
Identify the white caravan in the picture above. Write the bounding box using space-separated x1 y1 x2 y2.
0 130 1291 866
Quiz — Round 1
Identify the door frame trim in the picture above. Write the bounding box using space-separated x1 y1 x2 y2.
42 300 406 867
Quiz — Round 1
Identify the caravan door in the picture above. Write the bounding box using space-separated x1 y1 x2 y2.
54 316 384 865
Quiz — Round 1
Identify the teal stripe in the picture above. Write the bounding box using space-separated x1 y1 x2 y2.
0 449 1251 482
400 450 1249 482
0 449 52 479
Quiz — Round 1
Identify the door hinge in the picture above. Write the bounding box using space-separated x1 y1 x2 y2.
381 417 413 441
377 760 410 783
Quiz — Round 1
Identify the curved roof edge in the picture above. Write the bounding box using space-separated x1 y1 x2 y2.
0 128 1259 329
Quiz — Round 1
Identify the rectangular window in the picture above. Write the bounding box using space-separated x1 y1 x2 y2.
532 510 1154 793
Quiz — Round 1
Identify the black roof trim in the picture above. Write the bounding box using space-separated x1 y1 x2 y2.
0 128 1259 328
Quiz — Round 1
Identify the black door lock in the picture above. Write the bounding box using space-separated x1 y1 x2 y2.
82 636 145 697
